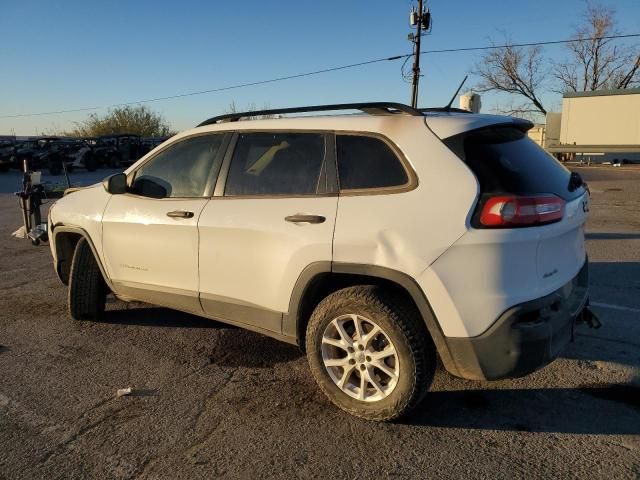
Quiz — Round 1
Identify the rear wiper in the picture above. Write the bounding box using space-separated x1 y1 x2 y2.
568 171 583 192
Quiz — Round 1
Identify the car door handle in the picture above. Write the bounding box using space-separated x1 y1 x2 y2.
167 210 194 219
285 214 326 224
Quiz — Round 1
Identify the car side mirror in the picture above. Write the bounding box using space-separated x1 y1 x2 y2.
103 172 128 195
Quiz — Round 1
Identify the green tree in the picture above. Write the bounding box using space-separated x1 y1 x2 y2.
68 105 176 137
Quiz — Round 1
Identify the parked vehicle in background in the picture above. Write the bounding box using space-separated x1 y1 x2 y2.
30 139 98 175
142 136 169 150
13 137 61 172
84 134 150 169
612 159 635 167
0 139 16 171
48 102 597 421
32 140 71 175
62 140 95 172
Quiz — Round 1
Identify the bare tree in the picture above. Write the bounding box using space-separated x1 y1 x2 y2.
489 99 542 122
471 4 639 116
473 41 548 115
553 4 640 92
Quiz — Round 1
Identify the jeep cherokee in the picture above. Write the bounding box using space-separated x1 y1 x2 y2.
48 102 592 420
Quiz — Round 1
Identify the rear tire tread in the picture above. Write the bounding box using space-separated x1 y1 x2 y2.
306 285 435 422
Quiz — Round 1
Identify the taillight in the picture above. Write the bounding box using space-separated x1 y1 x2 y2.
478 194 565 227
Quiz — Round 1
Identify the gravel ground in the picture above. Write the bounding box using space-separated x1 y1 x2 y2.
0 166 638 479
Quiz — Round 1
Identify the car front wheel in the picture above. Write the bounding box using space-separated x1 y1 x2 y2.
68 238 107 320
306 285 435 421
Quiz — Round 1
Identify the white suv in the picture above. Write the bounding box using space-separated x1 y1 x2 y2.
48 102 592 421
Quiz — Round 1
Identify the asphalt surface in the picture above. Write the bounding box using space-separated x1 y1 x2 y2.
0 166 638 479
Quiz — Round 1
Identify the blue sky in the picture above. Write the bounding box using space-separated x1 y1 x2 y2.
1 0 639 135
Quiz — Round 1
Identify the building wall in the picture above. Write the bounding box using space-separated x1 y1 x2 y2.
560 91 640 145
544 112 562 148
527 124 545 147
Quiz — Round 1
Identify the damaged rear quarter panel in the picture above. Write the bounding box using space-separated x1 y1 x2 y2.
332 117 477 285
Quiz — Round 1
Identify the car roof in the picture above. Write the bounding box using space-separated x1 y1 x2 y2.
180 109 531 141
423 111 532 138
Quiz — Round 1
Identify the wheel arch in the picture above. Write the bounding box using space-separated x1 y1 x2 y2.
52 225 113 290
285 262 460 375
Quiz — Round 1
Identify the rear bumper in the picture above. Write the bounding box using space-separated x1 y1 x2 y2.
444 260 589 380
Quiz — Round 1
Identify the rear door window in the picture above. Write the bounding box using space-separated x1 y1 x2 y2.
444 127 584 201
336 135 409 191
224 132 325 196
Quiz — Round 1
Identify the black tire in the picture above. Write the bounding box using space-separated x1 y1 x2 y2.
0 164 9 172
68 238 107 320
108 155 120 168
306 285 435 421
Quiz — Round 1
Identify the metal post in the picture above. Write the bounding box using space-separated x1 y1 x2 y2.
61 154 71 189
20 159 32 232
410 0 424 108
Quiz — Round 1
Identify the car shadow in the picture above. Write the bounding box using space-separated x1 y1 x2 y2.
96 261 640 433
586 232 640 240
100 304 304 368
562 330 640 368
406 384 639 434
207 328 304 369
588 261 640 289
101 306 226 329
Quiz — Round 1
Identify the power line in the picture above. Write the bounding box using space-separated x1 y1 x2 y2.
3 33 639 120
1 55 406 119
419 33 640 55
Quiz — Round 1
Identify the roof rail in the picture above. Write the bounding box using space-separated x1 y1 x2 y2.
420 107 472 114
197 102 422 127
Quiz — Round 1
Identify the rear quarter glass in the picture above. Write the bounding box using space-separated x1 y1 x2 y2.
443 126 585 202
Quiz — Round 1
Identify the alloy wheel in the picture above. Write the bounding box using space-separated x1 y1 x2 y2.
321 314 400 402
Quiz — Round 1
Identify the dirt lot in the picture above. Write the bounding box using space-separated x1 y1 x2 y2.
0 167 638 479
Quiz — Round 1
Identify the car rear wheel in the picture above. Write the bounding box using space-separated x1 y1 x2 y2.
306 285 435 421
68 238 107 320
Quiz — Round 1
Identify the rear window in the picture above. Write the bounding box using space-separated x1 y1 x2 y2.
336 135 409 191
225 132 325 196
444 127 584 201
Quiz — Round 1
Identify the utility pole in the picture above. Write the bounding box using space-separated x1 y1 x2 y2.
409 0 431 108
